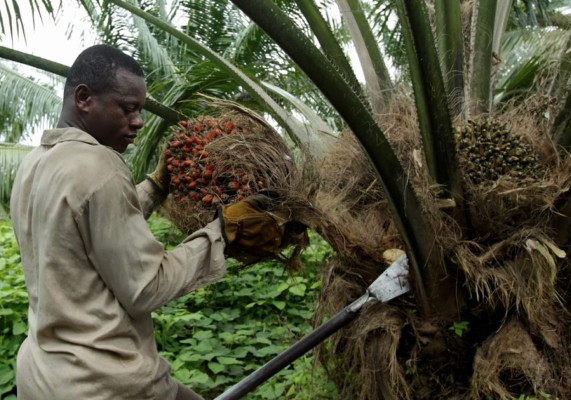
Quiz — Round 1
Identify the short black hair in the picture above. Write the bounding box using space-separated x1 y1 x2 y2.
64 44 144 97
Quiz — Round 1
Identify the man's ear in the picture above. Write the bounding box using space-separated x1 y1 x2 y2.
75 84 93 112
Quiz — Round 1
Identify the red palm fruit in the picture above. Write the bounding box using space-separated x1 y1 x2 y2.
228 180 239 190
189 181 197 188
172 159 180 167
200 151 209 158
180 120 188 127
183 159 192 167
206 131 215 141
167 164 174 172
185 137 194 145
202 194 213 203
183 146 191 153
193 123 203 132
171 140 181 148
224 121 234 132
190 192 200 201
172 176 181 186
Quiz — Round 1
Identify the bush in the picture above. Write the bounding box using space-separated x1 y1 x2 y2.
0 221 27 400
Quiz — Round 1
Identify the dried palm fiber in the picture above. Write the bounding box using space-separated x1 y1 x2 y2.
470 318 557 400
308 91 443 265
452 106 571 326
312 257 412 400
309 92 454 400
160 106 311 267
448 100 571 398
308 129 402 264
310 89 571 399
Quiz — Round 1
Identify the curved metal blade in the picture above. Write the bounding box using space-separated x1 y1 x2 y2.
367 254 410 302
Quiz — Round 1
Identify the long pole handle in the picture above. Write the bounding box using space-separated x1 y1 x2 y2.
215 295 367 400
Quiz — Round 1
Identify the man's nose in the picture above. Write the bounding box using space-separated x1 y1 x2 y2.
131 112 144 129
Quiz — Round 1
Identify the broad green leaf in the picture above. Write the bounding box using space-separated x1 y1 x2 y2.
188 370 210 385
207 361 224 374
216 356 242 365
288 283 307 297
271 300 286 310
12 319 26 335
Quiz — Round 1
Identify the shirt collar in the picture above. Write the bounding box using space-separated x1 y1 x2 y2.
41 128 100 147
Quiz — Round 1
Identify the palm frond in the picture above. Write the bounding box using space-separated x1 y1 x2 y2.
495 27 571 104
0 142 33 213
0 0 55 39
0 62 62 143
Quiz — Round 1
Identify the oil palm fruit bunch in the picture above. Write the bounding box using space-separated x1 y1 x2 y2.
161 109 299 236
164 115 267 208
456 117 544 185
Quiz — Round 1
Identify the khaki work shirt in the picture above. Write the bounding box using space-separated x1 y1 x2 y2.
10 128 226 399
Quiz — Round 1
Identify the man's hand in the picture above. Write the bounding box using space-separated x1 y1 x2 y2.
146 142 169 197
218 195 289 261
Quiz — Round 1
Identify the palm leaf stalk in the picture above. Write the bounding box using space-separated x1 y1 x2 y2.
294 0 365 102
228 0 440 314
109 0 320 157
469 0 497 115
395 0 464 216
0 45 186 124
335 0 394 113
434 0 465 115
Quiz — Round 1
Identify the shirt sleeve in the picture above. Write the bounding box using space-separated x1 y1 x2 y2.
76 172 226 319
136 178 165 219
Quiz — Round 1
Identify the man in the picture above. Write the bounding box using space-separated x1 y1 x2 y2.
10 44 284 399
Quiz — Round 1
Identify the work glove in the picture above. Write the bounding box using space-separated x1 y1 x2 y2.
145 141 169 198
218 194 289 262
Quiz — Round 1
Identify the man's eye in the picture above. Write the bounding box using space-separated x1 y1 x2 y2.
123 105 137 113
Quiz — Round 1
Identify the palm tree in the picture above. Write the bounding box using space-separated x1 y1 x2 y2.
1 0 570 398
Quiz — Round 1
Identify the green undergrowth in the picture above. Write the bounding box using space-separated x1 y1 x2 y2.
150 213 338 399
0 215 338 399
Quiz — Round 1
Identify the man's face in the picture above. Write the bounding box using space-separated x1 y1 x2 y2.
86 69 147 153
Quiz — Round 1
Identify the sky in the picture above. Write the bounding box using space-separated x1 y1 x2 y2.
0 2 97 144
1 1 96 65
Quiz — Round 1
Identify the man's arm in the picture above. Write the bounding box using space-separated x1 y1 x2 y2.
77 172 225 318
136 178 166 219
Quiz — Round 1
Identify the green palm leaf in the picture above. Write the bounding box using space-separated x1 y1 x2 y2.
0 62 62 143
0 142 32 214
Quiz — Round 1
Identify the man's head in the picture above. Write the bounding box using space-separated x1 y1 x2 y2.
59 44 147 153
